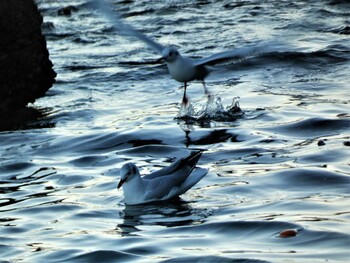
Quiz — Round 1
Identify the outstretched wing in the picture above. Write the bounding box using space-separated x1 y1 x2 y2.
193 41 283 67
94 0 164 53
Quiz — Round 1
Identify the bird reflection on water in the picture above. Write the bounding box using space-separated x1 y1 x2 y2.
117 200 210 236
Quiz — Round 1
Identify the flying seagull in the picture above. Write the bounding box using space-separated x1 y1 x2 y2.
95 0 277 106
117 151 208 205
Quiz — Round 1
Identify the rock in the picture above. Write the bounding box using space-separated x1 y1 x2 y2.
0 0 56 130
317 139 326 146
57 6 78 16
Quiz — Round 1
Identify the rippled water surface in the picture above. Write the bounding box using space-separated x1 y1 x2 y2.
1 0 350 262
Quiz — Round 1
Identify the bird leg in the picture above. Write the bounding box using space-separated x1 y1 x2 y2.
202 81 211 99
182 82 188 106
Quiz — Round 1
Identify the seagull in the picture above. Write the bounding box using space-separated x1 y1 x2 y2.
94 0 279 106
117 151 208 205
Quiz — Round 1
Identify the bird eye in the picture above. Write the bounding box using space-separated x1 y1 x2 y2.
169 51 173 56
126 171 132 176
132 166 137 174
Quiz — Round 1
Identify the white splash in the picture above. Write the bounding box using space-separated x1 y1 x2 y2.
176 96 243 122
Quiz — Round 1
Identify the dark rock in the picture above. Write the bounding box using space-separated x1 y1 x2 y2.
57 6 78 16
0 0 56 130
317 139 326 146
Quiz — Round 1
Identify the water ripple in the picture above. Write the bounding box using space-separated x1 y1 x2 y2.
1 0 349 262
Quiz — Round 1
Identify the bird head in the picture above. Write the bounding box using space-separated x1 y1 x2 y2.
117 163 139 189
160 47 180 63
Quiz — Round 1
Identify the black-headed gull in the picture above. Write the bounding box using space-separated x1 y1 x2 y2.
95 0 278 106
117 151 208 205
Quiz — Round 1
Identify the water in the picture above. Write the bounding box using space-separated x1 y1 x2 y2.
1 0 350 262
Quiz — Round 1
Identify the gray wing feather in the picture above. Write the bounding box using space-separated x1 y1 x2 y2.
142 151 204 200
144 151 202 180
94 0 164 53
145 167 208 200
175 167 208 196
193 41 284 67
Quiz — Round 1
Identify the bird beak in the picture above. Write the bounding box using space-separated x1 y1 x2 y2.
117 178 126 189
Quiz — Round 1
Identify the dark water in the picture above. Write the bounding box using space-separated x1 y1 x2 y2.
1 0 350 262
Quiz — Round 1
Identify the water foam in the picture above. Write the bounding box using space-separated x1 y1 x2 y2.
176 96 244 122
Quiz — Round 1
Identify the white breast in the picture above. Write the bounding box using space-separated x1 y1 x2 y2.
166 56 197 83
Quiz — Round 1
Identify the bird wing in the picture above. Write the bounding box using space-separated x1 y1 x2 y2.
175 167 208 197
94 0 164 54
143 151 202 180
193 41 282 67
143 163 193 200
144 167 208 201
142 151 203 200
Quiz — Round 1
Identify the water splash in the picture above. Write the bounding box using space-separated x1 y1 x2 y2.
176 96 243 123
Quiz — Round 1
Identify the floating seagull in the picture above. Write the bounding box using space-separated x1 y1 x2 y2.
95 0 279 106
117 151 208 205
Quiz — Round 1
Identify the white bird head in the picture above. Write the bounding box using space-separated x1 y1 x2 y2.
117 162 139 189
161 47 180 63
